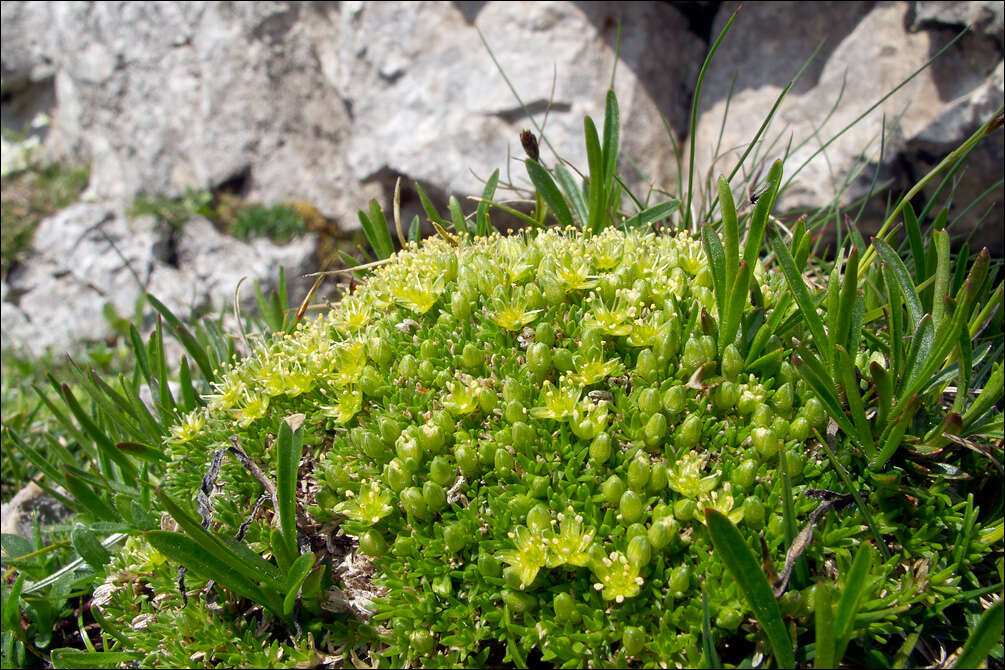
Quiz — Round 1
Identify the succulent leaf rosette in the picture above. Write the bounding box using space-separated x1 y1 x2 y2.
97 226 999 668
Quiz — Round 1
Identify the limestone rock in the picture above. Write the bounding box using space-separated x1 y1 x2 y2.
1 482 72 545
690 1 1004 254
2 1 704 229
0 203 316 358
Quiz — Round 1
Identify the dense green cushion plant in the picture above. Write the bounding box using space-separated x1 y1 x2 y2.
86 220 1000 667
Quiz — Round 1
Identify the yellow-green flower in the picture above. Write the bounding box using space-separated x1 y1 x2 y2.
320 388 363 424
529 381 581 422
497 525 549 589
166 410 205 445
334 481 393 525
546 510 595 568
592 551 644 603
567 350 624 386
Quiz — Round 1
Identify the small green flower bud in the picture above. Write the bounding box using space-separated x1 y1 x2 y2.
535 321 555 347
589 432 613 464
454 443 479 476
420 339 438 361
772 382 794 413
662 385 686 415
668 564 690 598
368 336 393 369
553 592 580 623
400 486 428 520
379 417 402 445
737 389 759 415
504 399 525 424
502 589 537 613
360 529 387 557
635 348 660 383
410 629 436 656
418 422 446 454
716 606 743 631
443 523 468 554
478 553 501 578
527 342 552 379
713 380 740 411
385 458 411 492
674 414 702 451
752 427 779 461
622 626 647 656
528 474 549 499
635 387 661 417
451 290 471 321
552 348 574 372
602 475 626 505
418 359 436 384
511 421 535 449
648 461 668 493
655 321 681 364
721 343 743 380
751 403 773 428
743 496 765 530
803 397 828 428
494 448 514 476
644 413 668 448
504 566 524 590
619 489 645 524
789 416 810 441
647 517 673 549
461 342 483 370
429 455 455 486
398 353 418 379
732 460 757 492
422 480 447 513
476 386 498 414
771 416 790 441
626 535 652 568
627 456 651 491
673 498 697 522
526 504 551 533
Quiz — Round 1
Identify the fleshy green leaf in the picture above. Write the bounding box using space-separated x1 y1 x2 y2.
526 159 574 229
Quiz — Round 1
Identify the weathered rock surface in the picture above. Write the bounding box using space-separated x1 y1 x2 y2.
1 482 72 545
1 203 316 358
1 1 703 226
691 1 1004 254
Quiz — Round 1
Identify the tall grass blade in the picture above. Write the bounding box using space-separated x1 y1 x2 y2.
277 418 304 562
525 159 575 229
476 169 500 236
952 599 1004 668
705 509 795 668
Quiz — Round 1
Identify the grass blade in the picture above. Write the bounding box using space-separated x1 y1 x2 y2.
834 544 873 661
476 169 499 236
903 203 925 281
554 163 588 227
277 418 304 561
525 159 575 229
621 200 680 231
602 89 620 201
584 115 605 234
143 530 269 607
813 583 835 669
873 238 924 327
145 295 215 382
283 552 315 617
705 508 795 669
718 177 739 287
743 160 783 269
952 599 1004 669
772 237 830 367
701 223 727 324
701 591 720 669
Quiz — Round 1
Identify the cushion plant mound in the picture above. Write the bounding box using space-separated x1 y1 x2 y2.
98 227 988 667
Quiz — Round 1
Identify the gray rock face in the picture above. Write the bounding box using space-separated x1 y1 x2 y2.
691 1 1004 254
1 482 72 545
1 1 703 226
1 203 316 358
